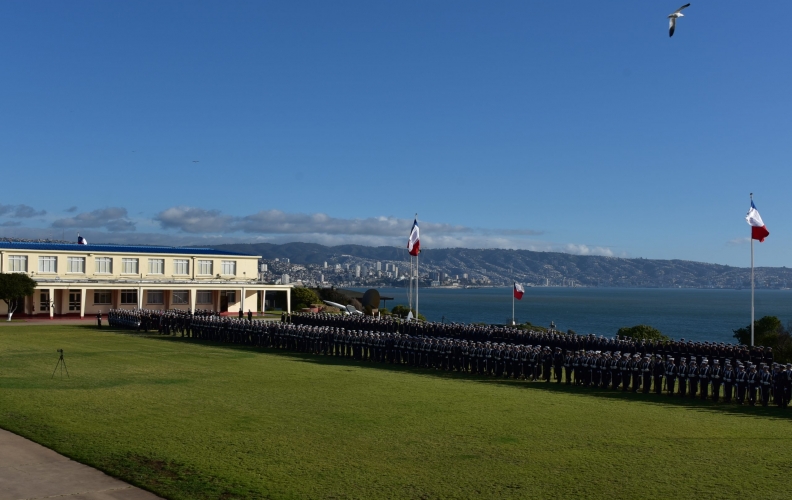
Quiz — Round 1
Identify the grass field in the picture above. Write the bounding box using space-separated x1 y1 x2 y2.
1 325 791 499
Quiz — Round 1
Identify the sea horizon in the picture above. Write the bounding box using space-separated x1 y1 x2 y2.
351 287 792 345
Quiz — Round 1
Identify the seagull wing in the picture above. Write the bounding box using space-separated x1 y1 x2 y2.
669 17 676 37
676 3 691 14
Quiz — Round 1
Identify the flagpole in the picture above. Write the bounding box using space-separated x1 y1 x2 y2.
408 255 413 316
750 193 754 347
413 213 419 320
512 281 515 326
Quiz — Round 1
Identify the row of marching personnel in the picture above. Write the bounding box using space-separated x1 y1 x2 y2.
107 309 792 408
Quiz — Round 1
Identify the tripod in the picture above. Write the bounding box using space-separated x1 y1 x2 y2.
51 350 69 379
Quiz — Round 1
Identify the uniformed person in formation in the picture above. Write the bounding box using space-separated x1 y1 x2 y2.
103 308 790 410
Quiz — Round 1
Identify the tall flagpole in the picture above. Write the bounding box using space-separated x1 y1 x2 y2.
512 282 515 326
408 255 413 315
416 250 419 320
750 193 755 347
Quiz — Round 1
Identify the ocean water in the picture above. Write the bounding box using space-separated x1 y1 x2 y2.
357 287 792 344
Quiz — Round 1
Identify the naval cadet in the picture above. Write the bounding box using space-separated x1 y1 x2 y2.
665 357 676 396
710 360 723 402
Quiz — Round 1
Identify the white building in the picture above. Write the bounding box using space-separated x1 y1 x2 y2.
0 242 292 317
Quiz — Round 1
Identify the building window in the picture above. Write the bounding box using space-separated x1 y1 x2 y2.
172 290 189 304
8 255 27 272
221 260 236 276
67 257 85 273
173 259 189 275
226 291 236 303
147 291 164 304
148 259 164 274
198 260 213 275
121 290 138 305
122 258 139 274
94 291 112 305
95 257 112 274
196 291 212 304
38 256 57 273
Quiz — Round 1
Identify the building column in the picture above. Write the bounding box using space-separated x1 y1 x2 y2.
138 287 143 309
49 288 55 318
189 289 197 314
79 288 87 318
286 288 291 314
240 288 246 314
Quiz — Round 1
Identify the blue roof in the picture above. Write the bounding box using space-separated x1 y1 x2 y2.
0 241 257 257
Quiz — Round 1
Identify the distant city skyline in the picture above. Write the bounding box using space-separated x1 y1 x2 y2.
1 1 790 267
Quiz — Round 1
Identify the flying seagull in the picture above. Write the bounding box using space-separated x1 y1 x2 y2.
668 3 691 37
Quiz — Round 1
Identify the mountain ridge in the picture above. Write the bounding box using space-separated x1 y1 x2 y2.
214 242 790 288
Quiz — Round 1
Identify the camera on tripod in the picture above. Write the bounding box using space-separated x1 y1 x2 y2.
52 349 69 378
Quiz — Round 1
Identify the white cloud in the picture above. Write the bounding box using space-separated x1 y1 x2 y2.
2 205 615 258
0 204 46 218
562 244 615 257
52 207 135 232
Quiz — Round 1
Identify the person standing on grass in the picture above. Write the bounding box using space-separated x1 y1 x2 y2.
631 354 641 393
710 360 723 403
747 365 759 406
665 358 676 396
722 362 735 403
760 365 772 407
96 311 102 328
688 361 699 398
653 355 665 395
641 356 652 394
677 358 688 397
699 360 710 401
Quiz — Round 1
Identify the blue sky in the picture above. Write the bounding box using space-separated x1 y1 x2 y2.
1 1 790 267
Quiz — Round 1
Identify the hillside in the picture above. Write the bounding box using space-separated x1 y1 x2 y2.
215 242 792 288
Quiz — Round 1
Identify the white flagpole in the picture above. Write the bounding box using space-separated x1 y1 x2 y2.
408 255 413 316
512 282 515 326
415 213 419 320
750 194 755 347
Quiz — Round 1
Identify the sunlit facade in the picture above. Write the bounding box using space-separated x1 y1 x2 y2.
0 242 292 317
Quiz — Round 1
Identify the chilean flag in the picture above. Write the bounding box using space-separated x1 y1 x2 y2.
407 218 420 256
746 201 770 242
514 282 524 300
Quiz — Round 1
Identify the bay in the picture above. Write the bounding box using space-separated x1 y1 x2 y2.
355 287 792 344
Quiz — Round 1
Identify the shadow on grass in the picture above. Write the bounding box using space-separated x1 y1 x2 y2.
111 328 792 422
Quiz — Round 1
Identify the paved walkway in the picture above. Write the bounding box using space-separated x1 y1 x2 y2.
0 429 161 500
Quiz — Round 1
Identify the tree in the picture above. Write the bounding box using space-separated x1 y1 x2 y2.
733 316 783 347
0 273 37 321
733 316 792 363
316 288 351 306
292 287 321 310
617 325 669 342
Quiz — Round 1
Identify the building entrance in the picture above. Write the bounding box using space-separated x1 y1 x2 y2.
68 292 81 312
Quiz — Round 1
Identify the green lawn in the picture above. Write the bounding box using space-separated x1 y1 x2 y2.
0 325 790 499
